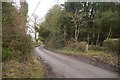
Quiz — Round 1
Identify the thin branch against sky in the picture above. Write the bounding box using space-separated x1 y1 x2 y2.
26 0 64 38
26 0 65 19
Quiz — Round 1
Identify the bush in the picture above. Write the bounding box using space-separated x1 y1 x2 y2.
64 41 76 51
9 34 33 62
2 47 13 61
76 42 88 52
103 38 119 54
45 33 65 49
65 41 88 52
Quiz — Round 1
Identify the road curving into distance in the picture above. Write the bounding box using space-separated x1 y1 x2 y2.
35 46 119 78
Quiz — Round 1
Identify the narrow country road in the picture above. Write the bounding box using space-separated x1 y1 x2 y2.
35 46 118 78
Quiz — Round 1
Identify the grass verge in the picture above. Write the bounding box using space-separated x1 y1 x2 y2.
54 48 119 69
2 57 45 78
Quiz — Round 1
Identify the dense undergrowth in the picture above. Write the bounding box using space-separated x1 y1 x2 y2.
2 2 45 78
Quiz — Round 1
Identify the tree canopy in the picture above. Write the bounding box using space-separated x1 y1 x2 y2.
37 2 119 49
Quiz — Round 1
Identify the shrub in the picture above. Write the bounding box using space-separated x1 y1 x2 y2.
45 33 65 49
9 34 33 62
65 41 88 52
64 41 76 51
2 47 13 61
76 42 88 52
103 38 119 54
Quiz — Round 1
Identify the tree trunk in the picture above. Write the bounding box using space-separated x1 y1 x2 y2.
75 25 79 43
87 34 89 45
64 26 67 44
96 26 100 45
106 27 111 39
35 31 37 43
92 25 95 45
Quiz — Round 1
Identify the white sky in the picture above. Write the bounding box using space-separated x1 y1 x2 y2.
25 0 64 39
26 0 65 19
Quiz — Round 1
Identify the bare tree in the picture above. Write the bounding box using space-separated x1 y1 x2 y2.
29 14 41 43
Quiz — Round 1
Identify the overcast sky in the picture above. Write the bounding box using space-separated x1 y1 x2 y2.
25 0 64 38
26 0 65 19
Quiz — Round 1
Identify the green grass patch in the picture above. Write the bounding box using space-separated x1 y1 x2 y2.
56 48 103 56
56 48 80 55
54 48 118 67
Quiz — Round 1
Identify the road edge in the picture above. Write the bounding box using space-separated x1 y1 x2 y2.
44 47 119 74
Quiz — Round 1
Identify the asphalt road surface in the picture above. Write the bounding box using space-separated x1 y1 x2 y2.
35 46 119 78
